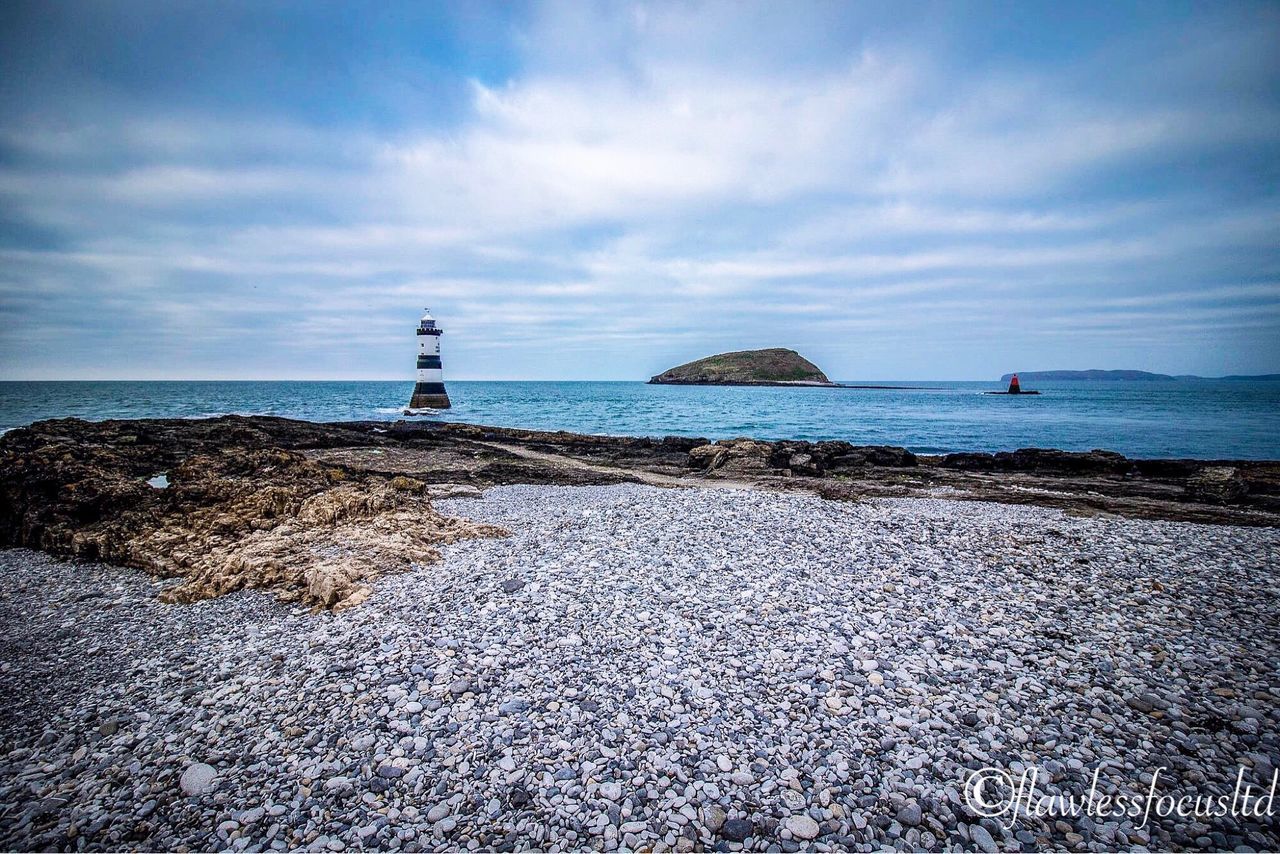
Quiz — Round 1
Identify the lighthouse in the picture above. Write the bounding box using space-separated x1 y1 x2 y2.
407 308 451 410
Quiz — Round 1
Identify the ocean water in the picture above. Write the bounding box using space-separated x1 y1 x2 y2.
0 379 1277 459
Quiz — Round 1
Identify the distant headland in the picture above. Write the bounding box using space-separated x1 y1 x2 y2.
649 348 835 386
1000 369 1280 382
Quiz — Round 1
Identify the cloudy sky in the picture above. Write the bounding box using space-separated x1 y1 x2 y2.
1 1 1278 380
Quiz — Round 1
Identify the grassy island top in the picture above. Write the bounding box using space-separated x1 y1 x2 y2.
648 348 832 385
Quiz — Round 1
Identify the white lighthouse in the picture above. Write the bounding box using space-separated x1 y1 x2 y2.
407 308 451 410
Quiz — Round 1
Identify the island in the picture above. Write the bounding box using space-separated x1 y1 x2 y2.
1001 369 1280 382
649 348 835 386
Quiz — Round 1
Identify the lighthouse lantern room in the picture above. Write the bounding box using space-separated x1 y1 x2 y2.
407 308 451 410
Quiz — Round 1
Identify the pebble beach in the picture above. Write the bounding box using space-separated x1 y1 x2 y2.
1 484 1277 852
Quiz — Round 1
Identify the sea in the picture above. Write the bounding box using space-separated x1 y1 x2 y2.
1 379 1277 460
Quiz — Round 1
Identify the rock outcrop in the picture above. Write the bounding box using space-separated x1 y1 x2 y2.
687 439 776 475
0 418 506 610
1187 466 1249 504
940 448 1131 475
649 348 832 385
688 439 917 477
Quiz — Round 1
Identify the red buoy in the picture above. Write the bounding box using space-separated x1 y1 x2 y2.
1008 373 1021 394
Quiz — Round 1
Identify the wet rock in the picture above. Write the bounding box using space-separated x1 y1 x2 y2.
942 447 1133 475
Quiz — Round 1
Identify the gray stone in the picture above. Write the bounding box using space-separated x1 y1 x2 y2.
179 763 218 797
721 818 753 842
969 824 998 853
897 803 922 827
785 814 820 840
499 698 530 715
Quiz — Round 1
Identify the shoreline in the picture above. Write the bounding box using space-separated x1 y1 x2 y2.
3 414 1278 529
0 412 1275 613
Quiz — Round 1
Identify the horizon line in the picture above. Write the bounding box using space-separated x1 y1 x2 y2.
0 376 1001 383
2 374 1277 384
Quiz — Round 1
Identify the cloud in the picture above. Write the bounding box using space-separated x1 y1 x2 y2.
0 1 1278 380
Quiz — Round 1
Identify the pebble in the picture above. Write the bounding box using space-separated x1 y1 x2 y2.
0 484 1275 853
969 823 998 853
721 818 753 842
498 697 529 715
178 762 218 797
785 814 820 840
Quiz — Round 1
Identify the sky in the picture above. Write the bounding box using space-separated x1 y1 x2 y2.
1 1 1278 381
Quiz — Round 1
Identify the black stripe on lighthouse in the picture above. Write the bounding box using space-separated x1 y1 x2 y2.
412 382 447 395
416 356 442 369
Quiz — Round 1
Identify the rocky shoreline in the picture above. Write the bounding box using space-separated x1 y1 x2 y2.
2 416 1276 553
1 414 1277 609
0 415 1278 852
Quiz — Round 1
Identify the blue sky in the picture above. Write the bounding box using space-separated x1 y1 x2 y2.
1 1 1277 380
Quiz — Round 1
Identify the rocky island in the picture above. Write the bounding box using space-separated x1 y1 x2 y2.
648 348 834 386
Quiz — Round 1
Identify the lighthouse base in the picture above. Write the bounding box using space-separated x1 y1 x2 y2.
408 382 451 410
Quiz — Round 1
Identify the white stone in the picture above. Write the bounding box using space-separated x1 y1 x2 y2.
785 814 820 840
179 763 218 797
